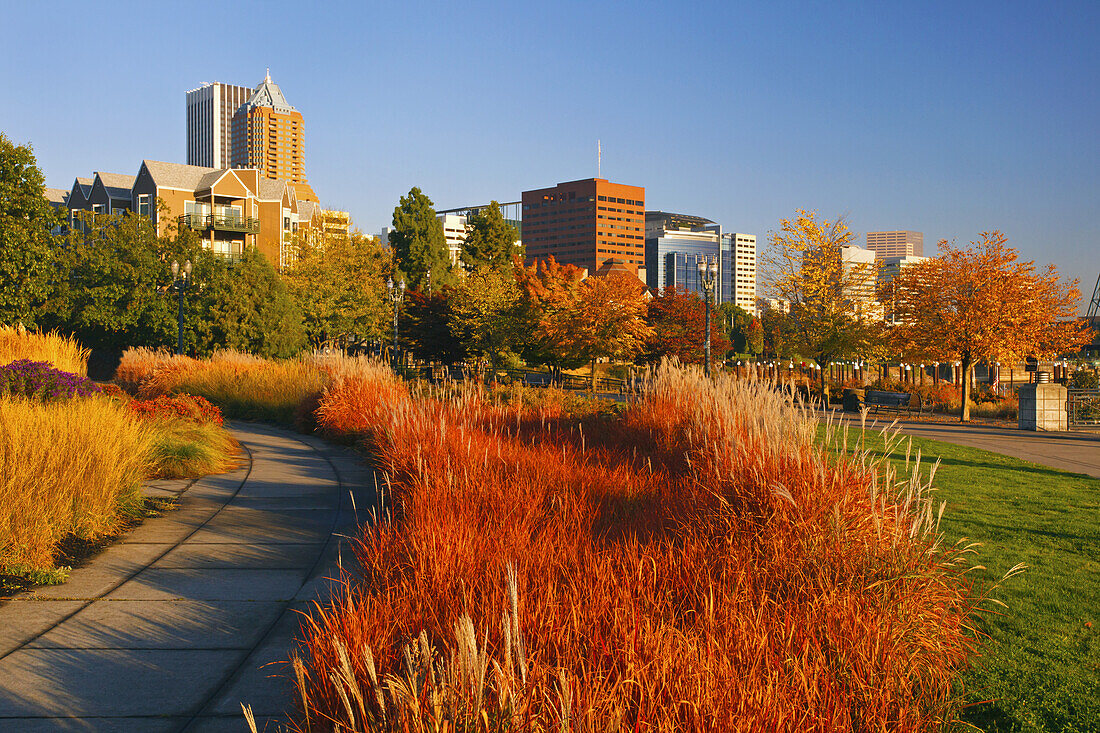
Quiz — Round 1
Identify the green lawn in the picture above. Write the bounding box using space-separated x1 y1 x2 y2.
831 427 1099 732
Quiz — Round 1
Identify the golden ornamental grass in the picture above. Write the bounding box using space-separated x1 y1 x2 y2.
0 326 89 375
0 396 156 569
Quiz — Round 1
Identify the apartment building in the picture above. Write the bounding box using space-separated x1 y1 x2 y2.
186 82 254 168
866 230 923 258
522 178 645 275
229 72 318 203
58 160 310 269
723 232 757 314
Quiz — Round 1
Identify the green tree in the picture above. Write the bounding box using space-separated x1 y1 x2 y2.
400 288 467 365
390 187 453 291
718 303 761 356
44 211 179 350
283 233 392 348
461 201 522 270
448 266 522 374
197 246 307 358
0 133 59 327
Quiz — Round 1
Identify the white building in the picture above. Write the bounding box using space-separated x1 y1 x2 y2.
724 232 757 315
185 81 254 169
438 212 468 268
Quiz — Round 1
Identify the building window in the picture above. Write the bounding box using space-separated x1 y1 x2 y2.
138 194 151 217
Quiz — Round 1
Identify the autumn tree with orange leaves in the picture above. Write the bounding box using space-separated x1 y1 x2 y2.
890 231 1085 421
514 256 587 370
548 272 652 391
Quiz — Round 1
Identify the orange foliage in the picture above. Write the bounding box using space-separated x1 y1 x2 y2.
293 364 980 732
891 231 1085 420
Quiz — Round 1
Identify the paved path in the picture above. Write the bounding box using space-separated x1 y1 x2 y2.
0 422 375 732
845 414 1100 479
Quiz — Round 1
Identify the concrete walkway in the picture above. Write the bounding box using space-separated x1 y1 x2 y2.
851 415 1100 479
0 422 375 732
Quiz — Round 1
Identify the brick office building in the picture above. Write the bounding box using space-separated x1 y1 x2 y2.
522 178 645 276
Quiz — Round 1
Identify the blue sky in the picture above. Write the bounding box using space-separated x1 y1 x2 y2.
2 1 1097 307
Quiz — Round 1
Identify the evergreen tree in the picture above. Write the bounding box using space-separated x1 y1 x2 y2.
461 201 522 270
0 133 59 327
390 187 453 291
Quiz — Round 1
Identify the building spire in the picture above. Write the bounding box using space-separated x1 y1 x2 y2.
265 68 271 83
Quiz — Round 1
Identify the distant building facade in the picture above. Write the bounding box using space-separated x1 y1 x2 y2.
866 230 923 258
522 178 645 275
186 82 254 169
644 211 756 312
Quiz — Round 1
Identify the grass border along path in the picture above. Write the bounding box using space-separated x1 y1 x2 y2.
834 426 1099 732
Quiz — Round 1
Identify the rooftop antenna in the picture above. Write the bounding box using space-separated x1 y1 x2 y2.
597 140 601 178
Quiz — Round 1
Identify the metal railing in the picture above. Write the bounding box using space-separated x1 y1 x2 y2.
1068 389 1100 428
177 213 260 233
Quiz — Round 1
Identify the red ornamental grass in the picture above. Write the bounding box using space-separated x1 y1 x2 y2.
292 363 980 732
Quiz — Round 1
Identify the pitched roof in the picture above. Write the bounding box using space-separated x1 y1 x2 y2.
297 200 321 221
141 160 219 190
242 71 296 114
75 177 93 196
95 172 136 200
256 177 286 201
44 187 69 205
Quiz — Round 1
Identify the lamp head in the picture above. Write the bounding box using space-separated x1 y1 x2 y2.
387 277 394 291
183 260 192 277
171 260 179 278
399 279 406 291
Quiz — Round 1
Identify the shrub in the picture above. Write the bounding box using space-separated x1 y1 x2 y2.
0 326 89 375
0 396 155 569
1069 369 1099 389
147 418 238 479
114 347 198 395
129 394 224 427
0 359 101 401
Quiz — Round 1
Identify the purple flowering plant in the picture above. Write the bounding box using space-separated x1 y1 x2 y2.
0 360 102 402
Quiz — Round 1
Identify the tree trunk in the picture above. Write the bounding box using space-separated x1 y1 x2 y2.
590 357 597 393
960 355 972 422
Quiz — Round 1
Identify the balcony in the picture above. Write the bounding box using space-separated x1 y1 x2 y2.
178 213 260 234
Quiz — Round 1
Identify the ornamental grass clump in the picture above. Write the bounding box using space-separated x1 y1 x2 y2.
0 359 101 401
135 349 329 424
290 361 984 732
0 326 89 376
128 394 238 479
0 396 155 570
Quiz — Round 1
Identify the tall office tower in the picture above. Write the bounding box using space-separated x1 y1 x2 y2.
230 71 318 202
722 232 757 314
522 178 645 275
186 82 254 168
866 230 923 258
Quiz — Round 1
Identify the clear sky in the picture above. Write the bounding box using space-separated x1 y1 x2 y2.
2 1 1097 308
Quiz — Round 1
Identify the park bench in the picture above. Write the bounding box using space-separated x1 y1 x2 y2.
521 371 554 387
864 389 933 417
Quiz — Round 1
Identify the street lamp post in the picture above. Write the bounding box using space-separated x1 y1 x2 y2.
387 277 406 368
170 259 192 356
696 255 719 376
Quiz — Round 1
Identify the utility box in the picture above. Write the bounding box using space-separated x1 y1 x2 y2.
1018 383 1068 431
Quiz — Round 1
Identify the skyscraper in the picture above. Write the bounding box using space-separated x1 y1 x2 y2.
866 230 923 258
230 71 317 202
185 82 254 168
522 178 645 275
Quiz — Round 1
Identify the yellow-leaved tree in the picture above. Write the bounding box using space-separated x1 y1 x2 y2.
763 210 884 401
890 231 1085 421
